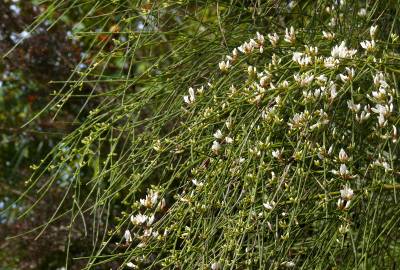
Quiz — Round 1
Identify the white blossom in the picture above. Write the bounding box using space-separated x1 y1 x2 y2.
305 45 318 56
355 110 371 123
331 41 357 58
392 126 398 143
127 262 138 269
340 185 354 201
124 229 132 244
218 60 231 72
360 40 375 52
192 179 204 187
226 48 239 62
324 57 339 68
347 100 361 113
371 104 393 117
329 83 337 101
377 113 387 127
272 149 283 159
340 67 355 82
238 41 255 54
268 32 279 47
292 52 312 66
332 164 355 179
225 136 234 144
212 141 221 154
294 73 314 86
263 200 276 210
316 74 327 84
256 32 265 46
284 26 296 44
131 214 148 226
338 148 348 163
281 261 296 268
140 190 159 208
211 262 221 270
322 31 335 40
213 129 223 139
358 8 367 16
183 87 196 104
370 25 378 39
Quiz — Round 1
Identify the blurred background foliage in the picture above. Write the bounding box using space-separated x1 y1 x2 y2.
0 0 98 268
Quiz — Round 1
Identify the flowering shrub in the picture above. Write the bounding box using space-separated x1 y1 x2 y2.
23 0 400 269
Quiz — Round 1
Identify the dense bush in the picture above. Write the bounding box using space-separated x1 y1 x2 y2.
8 0 400 269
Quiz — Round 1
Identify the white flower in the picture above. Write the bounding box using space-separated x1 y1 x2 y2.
392 126 398 143
305 45 318 56
238 41 254 54
331 41 357 58
316 74 327 84
140 190 159 208
355 111 371 123
213 129 223 139
284 26 296 44
280 80 289 88
377 113 387 127
288 111 308 129
370 87 389 101
339 224 350 234
324 56 339 68
339 73 349 82
225 136 234 144
268 32 279 47
226 48 239 62
292 52 312 66
294 73 314 86
197 85 205 94
340 185 354 201
360 40 375 52
329 83 337 101
211 262 221 270
347 100 361 113
219 60 231 72
212 141 221 154
339 67 355 82
124 229 132 244
271 53 281 66
332 164 354 179
131 214 148 225
260 75 270 88
339 163 349 176
263 200 276 210
247 65 257 76
183 87 196 104
358 8 367 16
147 214 155 226
370 25 378 39
272 149 283 159
281 261 296 268
322 31 335 40
127 262 138 268
256 31 265 45
192 179 204 187
371 104 392 117
373 72 386 86
338 148 348 163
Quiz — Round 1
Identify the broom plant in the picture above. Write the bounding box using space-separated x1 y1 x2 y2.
12 0 400 269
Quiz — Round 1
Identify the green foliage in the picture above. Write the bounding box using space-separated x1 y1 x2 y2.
12 0 400 269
